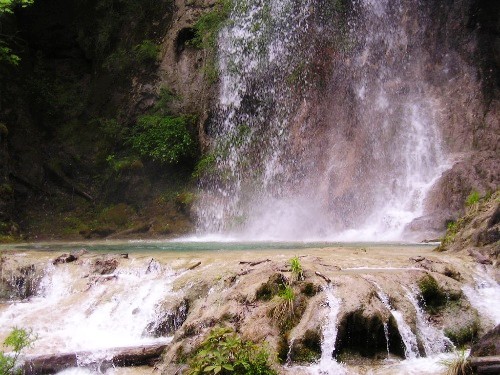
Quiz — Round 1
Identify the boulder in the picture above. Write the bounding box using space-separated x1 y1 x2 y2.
471 324 500 357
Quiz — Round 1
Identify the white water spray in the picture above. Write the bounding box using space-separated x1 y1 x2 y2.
462 267 500 326
0 261 181 358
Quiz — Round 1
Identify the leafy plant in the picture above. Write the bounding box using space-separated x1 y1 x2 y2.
188 0 232 81
437 220 460 251
0 327 36 374
0 0 34 65
289 257 303 282
271 285 295 330
130 114 197 164
440 349 473 375
133 39 160 63
186 327 277 375
465 190 480 207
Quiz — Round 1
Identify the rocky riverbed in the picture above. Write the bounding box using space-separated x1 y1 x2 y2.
0 242 498 374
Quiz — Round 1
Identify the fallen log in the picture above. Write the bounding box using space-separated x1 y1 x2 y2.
239 259 271 266
315 271 331 283
23 343 167 374
469 356 500 374
187 261 201 270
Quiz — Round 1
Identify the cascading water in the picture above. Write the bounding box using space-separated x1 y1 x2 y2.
372 282 419 359
404 286 454 356
0 261 181 360
462 267 500 326
307 286 346 375
196 0 453 241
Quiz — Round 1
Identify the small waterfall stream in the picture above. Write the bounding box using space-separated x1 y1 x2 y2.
462 267 500 326
404 286 454 356
372 282 419 359
306 286 347 375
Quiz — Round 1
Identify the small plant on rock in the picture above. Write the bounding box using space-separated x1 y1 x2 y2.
289 256 304 282
0 327 36 374
440 349 473 375
271 285 295 330
465 190 481 207
186 327 276 375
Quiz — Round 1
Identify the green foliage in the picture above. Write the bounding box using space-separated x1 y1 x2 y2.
444 319 480 347
130 114 197 164
186 327 277 375
271 285 295 330
417 274 461 314
192 153 216 179
437 220 460 251
0 0 34 65
133 39 160 63
0 327 36 375
465 190 480 207
189 0 232 50
106 155 143 172
189 0 232 81
440 350 473 375
103 39 160 73
289 257 303 282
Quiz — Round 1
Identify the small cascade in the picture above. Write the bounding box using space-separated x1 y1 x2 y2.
372 282 419 359
462 267 500 326
383 322 390 359
307 286 347 375
404 287 453 356
0 260 182 359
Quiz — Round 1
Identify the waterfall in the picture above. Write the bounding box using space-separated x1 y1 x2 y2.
196 0 453 241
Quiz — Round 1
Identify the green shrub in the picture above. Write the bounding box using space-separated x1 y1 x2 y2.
130 114 197 164
134 39 160 63
187 327 277 375
465 191 480 207
289 257 303 282
0 327 36 375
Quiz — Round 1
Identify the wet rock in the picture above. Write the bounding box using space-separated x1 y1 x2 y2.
145 299 189 337
255 273 287 301
1 264 41 300
92 258 118 275
468 248 493 265
334 309 405 359
289 328 322 364
471 324 500 357
53 253 78 265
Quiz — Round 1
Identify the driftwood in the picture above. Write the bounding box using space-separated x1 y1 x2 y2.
108 223 153 238
469 356 500 374
43 163 93 202
315 271 331 283
23 343 167 374
239 259 271 267
187 262 201 270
